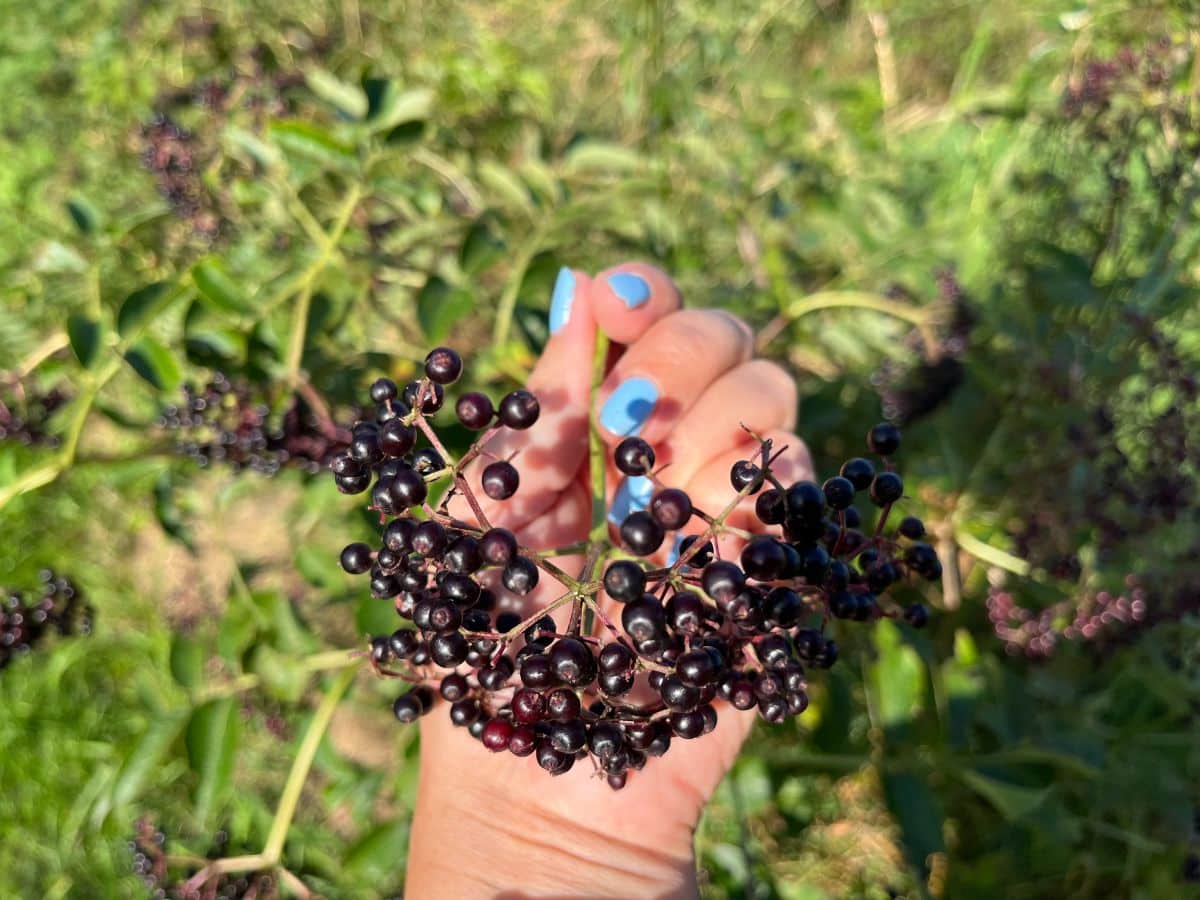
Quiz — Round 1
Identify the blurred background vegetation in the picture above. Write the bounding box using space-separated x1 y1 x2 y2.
1 0 1198 897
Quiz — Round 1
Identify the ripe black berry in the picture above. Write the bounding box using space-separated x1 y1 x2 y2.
650 488 692 530
741 537 787 582
482 461 519 500
501 557 539 595
903 603 930 628
669 710 706 739
676 648 720 686
340 542 373 574
898 515 925 539
603 560 646 603
424 347 463 385
730 459 764 493
545 687 582 721
620 511 664 556
868 472 904 506
440 672 469 701
548 718 587 754
393 692 426 723
404 380 445 413
666 591 706 634
755 488 785 525
622 595 666 643
508 725 537 756
677 535 714 567
839 457 874 491
701 561 746 604
412 521 447 557
379 420 416 457
822 476 855 510
598 642 636 674
497 390 539 429
614 436 656 476
456 392 494 430
449 698 480 726
535 742 574 775
390 467 429 508
481 718 514 751
867 422 901 456
549 638 596 687
370 378 399 403
412 447 445 474
479 528 518 566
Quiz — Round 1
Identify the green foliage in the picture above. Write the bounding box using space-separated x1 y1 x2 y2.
2 0 1199 897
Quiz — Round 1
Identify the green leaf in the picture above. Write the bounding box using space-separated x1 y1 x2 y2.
104 710 188 821
169 634 205 689
295 544 345 590
34 240 88 274
343 820 409 880
185 699 241 825
869 619 926 728
459 220 505 275
224 126 282 170
957 769 1051 821
365 81 433 133
117 282 171 338
192 259 251 315
563 142 646 175
249 644 308 703
269 120 357 167
416 277 474 342
217 601 259 665
477 161 533 215
881 771 945 880
125 335 182 391
154 471 195 551
67 314 102 368
66 197 100 235
305 67 369 119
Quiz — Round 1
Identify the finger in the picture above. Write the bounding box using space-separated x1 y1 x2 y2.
679 430 814 562
587 262 682 348
595 309 753 446
449 268 597 531
655 359 797 488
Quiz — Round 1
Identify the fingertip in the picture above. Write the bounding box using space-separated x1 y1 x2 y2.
589 262 681 345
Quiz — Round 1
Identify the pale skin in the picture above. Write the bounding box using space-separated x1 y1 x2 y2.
406 263 813 899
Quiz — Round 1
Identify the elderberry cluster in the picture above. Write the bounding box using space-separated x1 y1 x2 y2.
0 378 67 448
335 347 937 788
128 819 275 900
1 570 92 671
158 375 350 475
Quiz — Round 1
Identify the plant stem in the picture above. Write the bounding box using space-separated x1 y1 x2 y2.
284 183 363 385
262 665 358 861
782 290 939 358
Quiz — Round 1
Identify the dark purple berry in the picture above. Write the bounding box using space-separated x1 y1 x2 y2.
501 557 539 595
603 560 646 603
424 347 463 385
839 458 874 491
867 422 901 456
614 437 655 476
822 476 855 510
497 389 539 429
650 488 692 530
482 461 519 500
456 392 494 430
620 511 664 556
370 378 399 403
340 542 373 574
479 528 518 566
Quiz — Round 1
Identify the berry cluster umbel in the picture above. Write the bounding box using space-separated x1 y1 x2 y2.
129 819 276 900
1 570 92 671
0 378 67 449
333 348 936 788
158 375 351 475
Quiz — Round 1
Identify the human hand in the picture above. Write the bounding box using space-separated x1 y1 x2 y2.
406 263 811 899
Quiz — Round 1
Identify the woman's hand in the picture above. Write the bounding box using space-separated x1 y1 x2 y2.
407 263 811 899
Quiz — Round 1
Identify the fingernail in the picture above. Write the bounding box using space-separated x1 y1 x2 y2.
548 267 575 335
599 377 657 436
607 272 650 309
608 475 655 525
666 532 687 566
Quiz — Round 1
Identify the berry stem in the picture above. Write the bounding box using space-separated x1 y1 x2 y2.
587 330 611 546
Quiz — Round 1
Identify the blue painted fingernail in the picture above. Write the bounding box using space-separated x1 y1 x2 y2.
666 532 687 566
599 377 657 436
607 272 650 309
548 267 575 335
608 475 655 524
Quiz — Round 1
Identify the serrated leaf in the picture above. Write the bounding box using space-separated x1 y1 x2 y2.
66 197 100 235
192 259 251 315
105 710 188 820
169 634 205 689
306 67 368 119
957 769 1050 821
881 771 945 880
117 282 171 338
365 82 433 133
67 314 102 368
563 142 646 175
477 161 533 215
125 335 182 391
416 277 474 342
269 121 357 167
869 618 926 728
186 699 241 825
